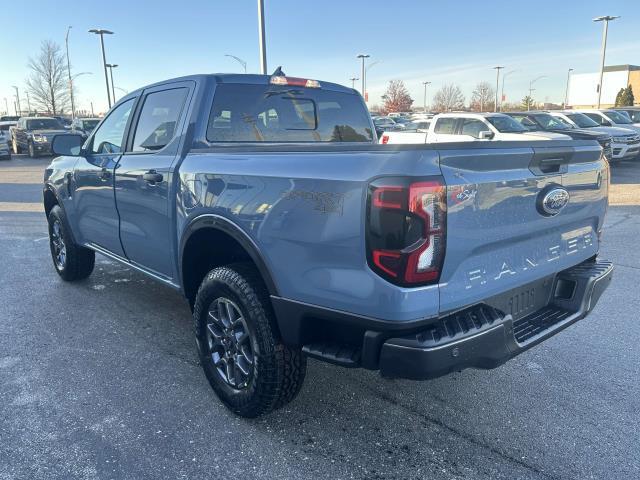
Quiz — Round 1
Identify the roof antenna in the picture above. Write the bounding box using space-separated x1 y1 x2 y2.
272 66 285 76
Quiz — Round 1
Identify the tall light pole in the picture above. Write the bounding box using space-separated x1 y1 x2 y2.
594 15 620 108
65 26 76 118
257 0 267 74
3 98 8 115
25 91 31 113
357 54 370 99
89 29 114 109
349 77 359 89
564 68 574 108
225 54 247 73
500 70 517 111
11 86 21 116
493 66 504 112
106 64 118 103
422 81 431 111
528 76 546 111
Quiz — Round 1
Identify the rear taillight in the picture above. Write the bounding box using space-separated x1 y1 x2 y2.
366 177 446 286
381 135 390 144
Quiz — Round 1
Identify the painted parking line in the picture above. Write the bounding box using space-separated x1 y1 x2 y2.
0 202 44 212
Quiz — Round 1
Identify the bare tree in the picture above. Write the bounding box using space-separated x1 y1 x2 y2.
381 80 414 114
431 84 465 112
469 81 495 112
26 40 70 115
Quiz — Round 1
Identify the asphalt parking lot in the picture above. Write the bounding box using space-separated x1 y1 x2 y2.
1 155 639 480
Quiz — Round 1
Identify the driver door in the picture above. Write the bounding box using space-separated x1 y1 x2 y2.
72 97 137 256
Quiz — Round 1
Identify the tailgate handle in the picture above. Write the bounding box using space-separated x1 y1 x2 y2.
538 157 565 174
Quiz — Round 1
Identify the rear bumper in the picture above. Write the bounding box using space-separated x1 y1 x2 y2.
272 258 613 380
378 258 613 379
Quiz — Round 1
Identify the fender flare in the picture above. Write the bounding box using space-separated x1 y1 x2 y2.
179 214 279 296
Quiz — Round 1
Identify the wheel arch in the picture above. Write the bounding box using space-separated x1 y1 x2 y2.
179 214 279 308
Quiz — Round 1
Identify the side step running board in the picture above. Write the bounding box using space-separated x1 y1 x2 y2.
302 342 361 367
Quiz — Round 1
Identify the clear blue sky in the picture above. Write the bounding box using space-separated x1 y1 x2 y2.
1 0 639 114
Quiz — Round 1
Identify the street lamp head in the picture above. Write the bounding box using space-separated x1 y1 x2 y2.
493 66 504 69
106 64 118 68
89 29 114 35
593 15 620 22
357 54 370 59
422 81 431 86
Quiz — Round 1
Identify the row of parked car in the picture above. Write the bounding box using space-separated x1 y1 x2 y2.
375 108 640 163
0 114 100 159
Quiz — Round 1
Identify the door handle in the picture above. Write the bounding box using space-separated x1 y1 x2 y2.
142 170 163 184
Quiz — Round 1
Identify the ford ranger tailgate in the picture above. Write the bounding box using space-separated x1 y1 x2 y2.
437 141 608 315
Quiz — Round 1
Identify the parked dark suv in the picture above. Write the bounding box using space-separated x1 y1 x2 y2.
12 117 68 157
505 111 613 160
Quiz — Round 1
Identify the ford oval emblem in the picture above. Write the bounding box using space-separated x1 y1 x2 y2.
538 187 569 216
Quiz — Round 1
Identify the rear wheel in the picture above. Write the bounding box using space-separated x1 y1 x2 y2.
47 205 95 281
194 263 306 417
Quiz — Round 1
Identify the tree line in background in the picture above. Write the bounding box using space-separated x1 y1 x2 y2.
375 80 564 114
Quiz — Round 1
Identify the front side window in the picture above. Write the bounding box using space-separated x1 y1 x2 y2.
90 98 134 154
132 88 188 152
604 111 632 124
460 119 487 137
568 113 599 128
532 114 571 130
583 113 607 125
511 115 538 130
621 110 640 122
434 118 457 134
206 84 373 142
486 116 528 133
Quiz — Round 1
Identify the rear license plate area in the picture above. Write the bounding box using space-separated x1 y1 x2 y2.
485 276 555 321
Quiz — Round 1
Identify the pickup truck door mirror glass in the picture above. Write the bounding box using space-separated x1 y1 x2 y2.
478 130 495 140
89 98 135 154
51 134 84 156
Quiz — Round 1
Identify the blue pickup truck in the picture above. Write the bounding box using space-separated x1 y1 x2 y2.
43 73 613 417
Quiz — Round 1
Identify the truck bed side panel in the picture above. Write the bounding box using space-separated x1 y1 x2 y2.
178 148 442 322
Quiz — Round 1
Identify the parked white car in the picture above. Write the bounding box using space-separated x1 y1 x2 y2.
549 111 640 161
381 112 569 144
578 109 640 134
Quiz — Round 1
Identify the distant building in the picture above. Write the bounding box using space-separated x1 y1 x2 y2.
567 65 640 108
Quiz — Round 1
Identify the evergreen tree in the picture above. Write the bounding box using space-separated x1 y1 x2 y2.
614 88 625 107
621 85 635 106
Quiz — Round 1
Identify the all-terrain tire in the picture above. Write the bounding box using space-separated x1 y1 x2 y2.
47 205 95 281
194 263 306 418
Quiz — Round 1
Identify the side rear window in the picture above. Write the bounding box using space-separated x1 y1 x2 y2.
131 88 188 152
434 118 457 134
206 84 373 143
583 113 604 125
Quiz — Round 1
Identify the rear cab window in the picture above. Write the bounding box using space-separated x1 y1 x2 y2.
206 84 373 143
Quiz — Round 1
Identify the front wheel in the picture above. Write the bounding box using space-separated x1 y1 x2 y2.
48 205 95 281
194 264 306 418
12 138 20 154
28 141 37 158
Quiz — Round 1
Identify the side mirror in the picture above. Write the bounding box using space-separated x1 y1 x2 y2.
51 134 84 156
478 130 495 140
